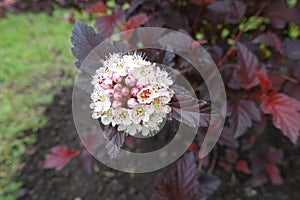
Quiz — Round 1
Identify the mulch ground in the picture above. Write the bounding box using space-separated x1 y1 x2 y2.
17 87 300 200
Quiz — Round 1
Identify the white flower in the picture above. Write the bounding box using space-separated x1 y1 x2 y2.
129 105 154 124
118 123 142 136
90 90 111 115
136 87 156 104
101 109 114 126
152 97 172 114
113 108 131 126
144 113 164 128
90 52 175 137
132 66 156 86
155 67 173 86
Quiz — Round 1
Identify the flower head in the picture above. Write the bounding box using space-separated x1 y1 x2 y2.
90 53 174 136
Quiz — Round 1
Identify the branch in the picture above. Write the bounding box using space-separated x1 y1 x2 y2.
217 1 269 67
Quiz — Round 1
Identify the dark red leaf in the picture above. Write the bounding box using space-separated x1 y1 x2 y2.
152 153 202 200
197 171 221 195
71 21 104 70
252 31 281 52
207 0 246 24
125 136 135 149
236 160 250 174
234 42 266 89
186 142 199 153
266 2 300 29
218 160 232 171
123 13 149 40
170 87 218 128
256 71 272 94
95 11 125 38
251 172 268 187
43 145 79 171
267 163 283 185
261 93 300 144
225 149 238 164
228 99 261 138
86 2 106 14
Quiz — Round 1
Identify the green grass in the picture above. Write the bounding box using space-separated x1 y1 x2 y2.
0 9 76 199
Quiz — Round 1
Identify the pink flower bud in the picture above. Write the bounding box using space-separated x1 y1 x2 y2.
103 78 113 86
136 82 145 89
112 73 123 83
114 84 123 91
104 89 114 97
101 83 112 90
112 100 122 108
113 92 122 100
125 77 137 87
131 87 139 97
121 87 130 96
127 98 138 108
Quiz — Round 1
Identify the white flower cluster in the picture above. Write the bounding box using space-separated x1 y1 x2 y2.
90 53 174 136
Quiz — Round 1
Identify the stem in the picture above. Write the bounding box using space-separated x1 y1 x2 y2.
191 7 203 33
208 146 217 174
198 158 203 170
280 74 299 84
217 1 269 67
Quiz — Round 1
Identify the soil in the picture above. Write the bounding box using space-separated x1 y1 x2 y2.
17 87 300 200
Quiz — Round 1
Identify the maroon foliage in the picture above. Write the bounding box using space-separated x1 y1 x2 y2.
152 153 219 200
227 99 261 138
43 146 79 171
207 0 246 24
234 42 266 89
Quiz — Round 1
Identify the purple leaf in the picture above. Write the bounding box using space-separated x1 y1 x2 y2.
103 125 126 159
189 0 216 6
252 31 282 51
217 127 239 148
79 149 94 174
267 148 284 164
284 39 300 60
207 0 246 24
152 153 203 200
170 87 218 128
225 149 238 164
71 21 104 70
197 171 221 195
266 2 300 29
95 11 125 38
234 42 266 89
284 82 300 101
77 77 93 94
158 32 192 52
251 173 268 187
228 99 261 138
